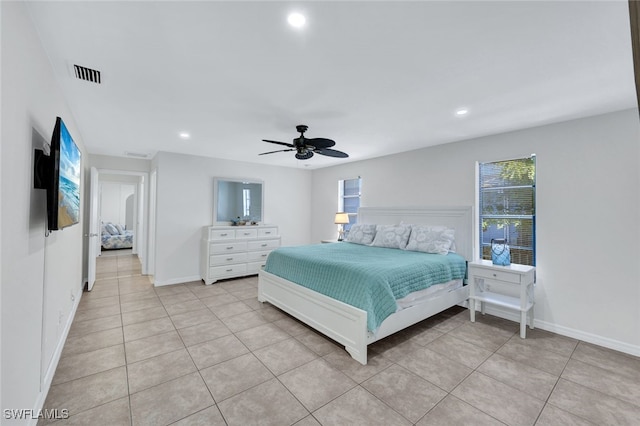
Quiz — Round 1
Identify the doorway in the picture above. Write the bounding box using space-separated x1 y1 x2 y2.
87 169 150 292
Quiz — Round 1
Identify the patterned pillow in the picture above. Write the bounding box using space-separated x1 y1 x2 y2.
115 224 125 234
370 224 412 249
405 225 455 255
345 224 377 245
105 223 119 235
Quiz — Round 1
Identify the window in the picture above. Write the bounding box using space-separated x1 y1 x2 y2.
242 188 251 217
478 156 536 266
338 177 362 232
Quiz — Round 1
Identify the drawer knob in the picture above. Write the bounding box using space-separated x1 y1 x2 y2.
261 243 267 247
244 232 250 235
265 231 271 234
226 257 233 261
261 254 267 257
493 273 497 277
226 246 234 250
226 268 233 272
220 233 227 236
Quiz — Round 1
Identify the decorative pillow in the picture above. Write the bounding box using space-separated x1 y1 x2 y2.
105 223 119 235
370 224 412 249
101 224 108 236
345 224 377 245
115 224 125 234
405 225 455 255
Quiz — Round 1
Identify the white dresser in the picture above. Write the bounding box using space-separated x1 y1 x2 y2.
200 225 280 285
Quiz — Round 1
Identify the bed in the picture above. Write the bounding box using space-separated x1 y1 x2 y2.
101 222 134 250
258 206 474 365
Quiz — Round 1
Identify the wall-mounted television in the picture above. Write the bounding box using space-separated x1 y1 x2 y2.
34 117 82 231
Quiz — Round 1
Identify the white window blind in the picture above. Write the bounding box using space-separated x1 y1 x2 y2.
338 177 361 232
479 156 536 266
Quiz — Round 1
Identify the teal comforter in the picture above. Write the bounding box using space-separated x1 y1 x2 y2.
264 242 467 331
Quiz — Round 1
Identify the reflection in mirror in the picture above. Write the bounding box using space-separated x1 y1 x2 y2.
213 178 263 224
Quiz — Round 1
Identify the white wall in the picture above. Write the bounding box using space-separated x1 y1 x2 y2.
1 2 87 422
153 151 312 285
310 109 640 355
100 182 135 227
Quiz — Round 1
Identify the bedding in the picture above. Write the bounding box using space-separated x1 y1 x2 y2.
263 242 467 331
101 223 133 250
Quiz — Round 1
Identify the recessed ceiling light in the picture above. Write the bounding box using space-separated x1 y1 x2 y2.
179 132 191 140
287 12 306 28
455 108 469 116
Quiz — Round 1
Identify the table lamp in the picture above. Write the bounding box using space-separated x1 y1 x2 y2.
334 212 350 241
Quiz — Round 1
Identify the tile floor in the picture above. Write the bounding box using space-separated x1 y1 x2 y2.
41 251 640 425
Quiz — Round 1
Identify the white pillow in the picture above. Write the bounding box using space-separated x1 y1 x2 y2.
371 224 412 249
105 223 119 235
115 224 125 234
345 224 377 245
405 225 455 255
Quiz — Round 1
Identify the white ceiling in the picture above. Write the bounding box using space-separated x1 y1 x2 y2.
25 1 637 169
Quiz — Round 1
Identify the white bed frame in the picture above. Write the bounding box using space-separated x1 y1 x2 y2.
258 206 474 365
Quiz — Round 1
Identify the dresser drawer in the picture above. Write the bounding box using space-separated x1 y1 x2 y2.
235 228 258 239
258 227 278 238
209 241 248 254
209 252 248 266
247 261 267 274
248 239 280 251
209 264 247 278
247 250 271 262
209 229 235 240
471 267 521 284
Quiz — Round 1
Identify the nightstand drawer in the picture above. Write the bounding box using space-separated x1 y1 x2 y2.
471 267 521 284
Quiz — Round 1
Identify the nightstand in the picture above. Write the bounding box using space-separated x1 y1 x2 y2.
468 259 536 338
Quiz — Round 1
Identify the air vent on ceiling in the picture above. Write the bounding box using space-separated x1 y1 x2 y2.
73 64 101 84
124 151 150 159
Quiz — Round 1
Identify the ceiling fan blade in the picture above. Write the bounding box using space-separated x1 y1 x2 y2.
305 138 335 148
314 148 349 158
262 139 295 148
259 148 295 155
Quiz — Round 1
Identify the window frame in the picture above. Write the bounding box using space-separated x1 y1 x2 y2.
476 155 536 266
338 176 362 233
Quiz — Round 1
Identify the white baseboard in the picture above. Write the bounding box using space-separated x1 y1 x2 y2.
153 275 201 287
31 286 82 426
477 304 640 357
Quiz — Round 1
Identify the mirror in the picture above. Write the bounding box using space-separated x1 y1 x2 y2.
213 178 264 225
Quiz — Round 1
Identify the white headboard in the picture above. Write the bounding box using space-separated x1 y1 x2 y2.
357 206 474 261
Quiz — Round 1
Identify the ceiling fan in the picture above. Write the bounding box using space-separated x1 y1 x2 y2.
259 125 349 160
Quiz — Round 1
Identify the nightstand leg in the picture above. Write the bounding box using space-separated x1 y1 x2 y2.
529 306 535 330
520 311 527 338
469 299 476 322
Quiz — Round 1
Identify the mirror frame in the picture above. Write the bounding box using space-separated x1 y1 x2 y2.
213 177 264 225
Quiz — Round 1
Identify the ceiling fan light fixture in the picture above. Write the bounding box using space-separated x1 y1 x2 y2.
295 151 314 160
287 12 306 28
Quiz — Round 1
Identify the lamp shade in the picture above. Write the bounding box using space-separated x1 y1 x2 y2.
334 212 350 224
